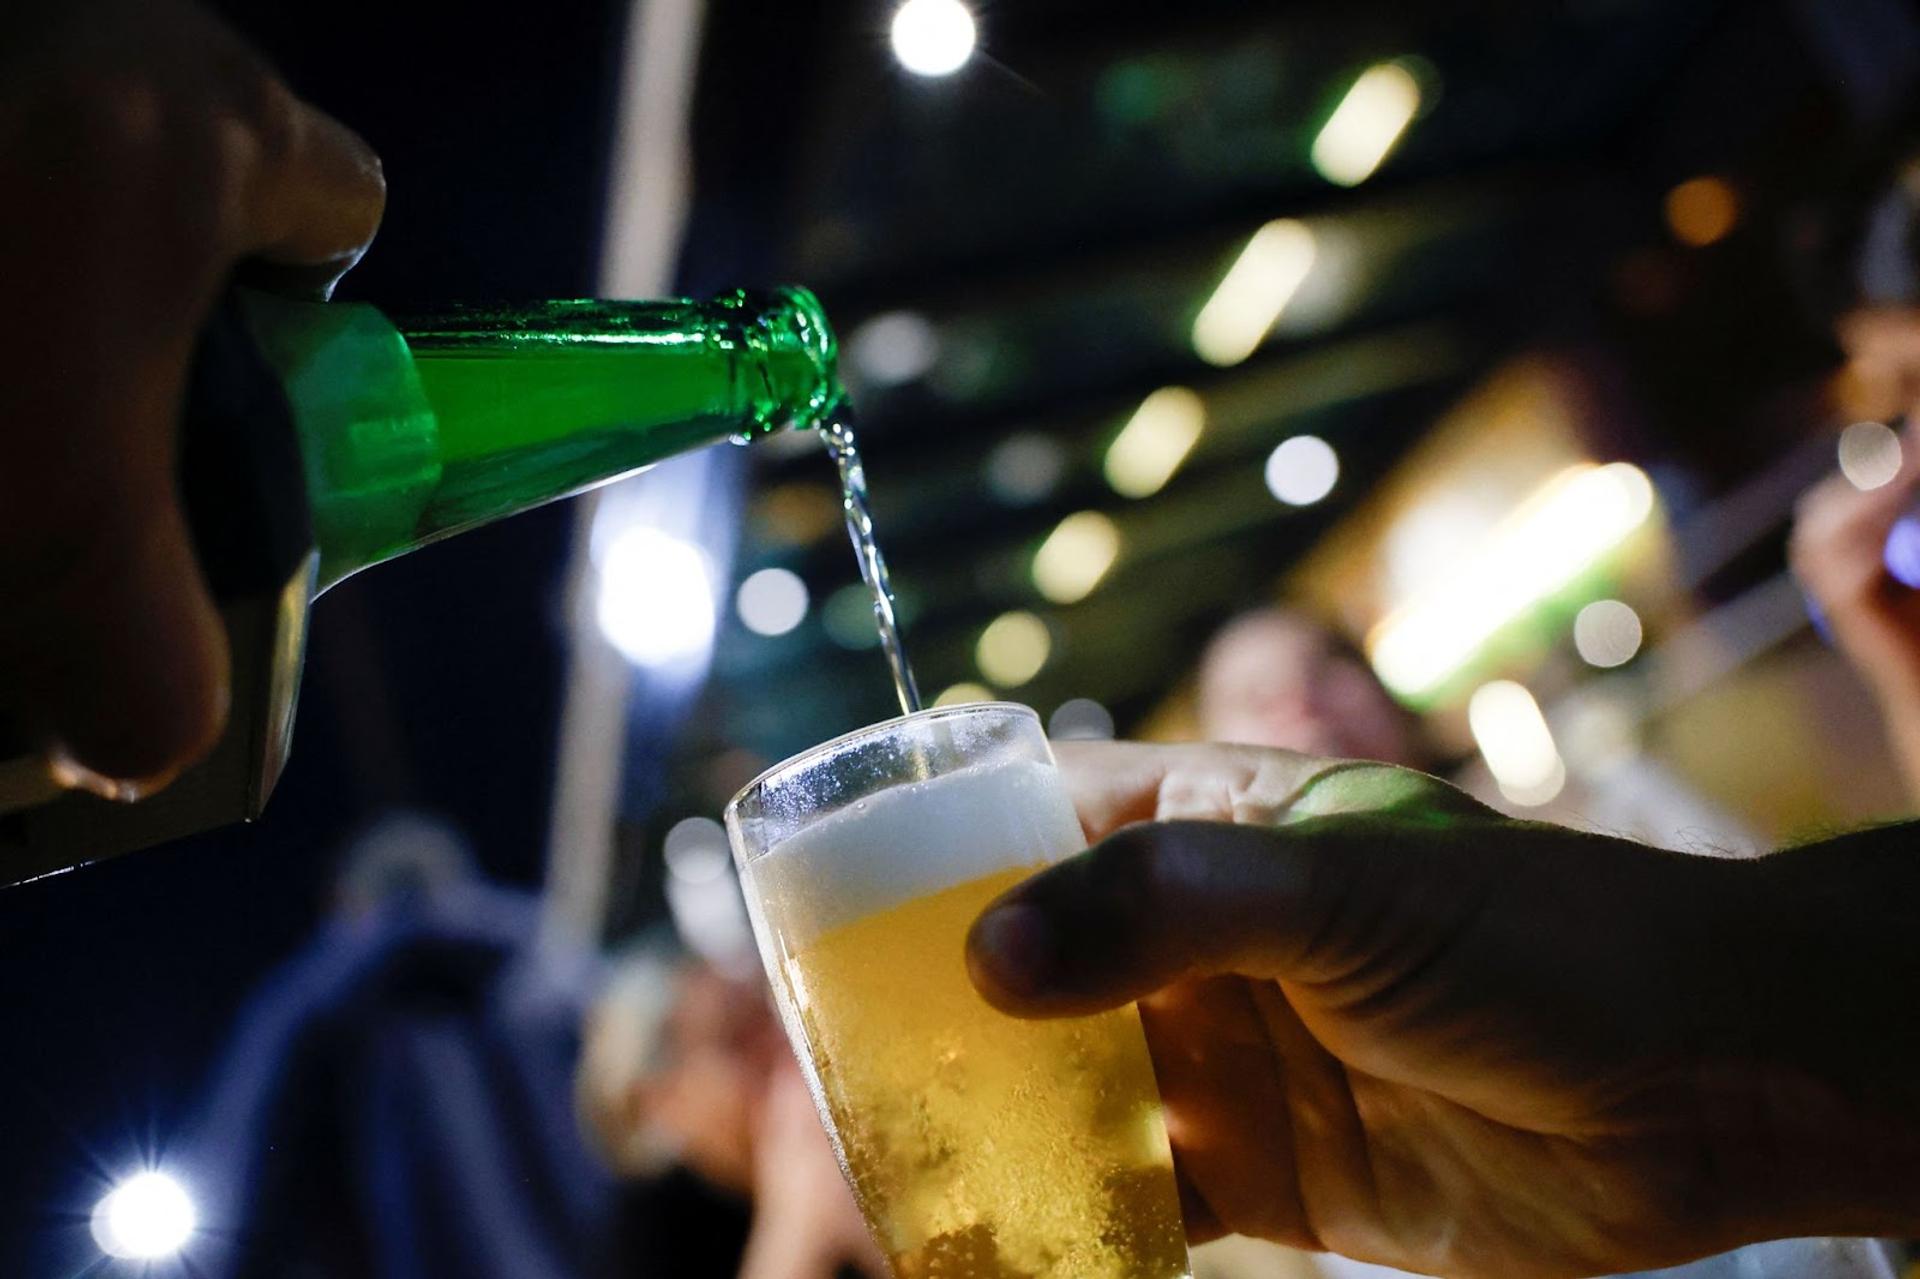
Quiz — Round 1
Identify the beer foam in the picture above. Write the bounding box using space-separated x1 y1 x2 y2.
743 756 1084 946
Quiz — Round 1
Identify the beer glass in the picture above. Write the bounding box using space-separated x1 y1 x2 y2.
726 703 1191 1279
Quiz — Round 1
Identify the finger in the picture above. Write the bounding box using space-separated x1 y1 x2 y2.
236 98 384 288
1053 740 1331 839
1052 740 1181 840
1140 977 1310 1247
0 106 232 790
967 819 1340 1017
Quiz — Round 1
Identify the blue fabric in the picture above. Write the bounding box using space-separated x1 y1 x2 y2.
174 883 631 1279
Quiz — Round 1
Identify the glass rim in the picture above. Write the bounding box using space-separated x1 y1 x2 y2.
723 701 1040 827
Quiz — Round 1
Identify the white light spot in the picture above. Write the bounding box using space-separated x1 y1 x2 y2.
664 816 730 883
1468 681 1566 808
596 527 716 667
1369 463 1658 698
1048 698 1115 741
1105 387 1206 498
736 567 809 637
1265 435 1340 506
1192 219 1318 367
890 0 976 77
93 1172 195 1260
849 311 940 386
1573 599 1643 668
977 611 1051 687
985 433 1067 506
1839 420 1903 491
1032 511 1122 604
1312 61 1422 187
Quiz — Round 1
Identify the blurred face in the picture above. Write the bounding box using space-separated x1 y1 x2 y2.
1197 613 1422 766
636 966 786 1195
1836 306 1920 421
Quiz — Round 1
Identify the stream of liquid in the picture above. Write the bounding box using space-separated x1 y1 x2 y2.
822 413 923 717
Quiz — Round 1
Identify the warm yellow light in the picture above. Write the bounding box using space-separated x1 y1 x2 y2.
1191 219 1317 367
1368 462 1656 698
1104 387 1206 497
1468 680 1565 807
976 612 1051 687
932 681 995 707
1664 176 1740 248
1312 61 1421 187
1032 510 1122 604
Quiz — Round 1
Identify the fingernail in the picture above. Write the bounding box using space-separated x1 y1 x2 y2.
969 902 1056 997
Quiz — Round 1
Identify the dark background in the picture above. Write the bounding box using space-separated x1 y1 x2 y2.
5 0 1920 1272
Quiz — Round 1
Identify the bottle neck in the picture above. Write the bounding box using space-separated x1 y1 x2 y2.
238 287 842 591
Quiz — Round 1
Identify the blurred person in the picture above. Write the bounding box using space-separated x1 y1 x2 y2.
180 823 770 1279
1194 606 1756 857
0 0 384 806
966 741 1914 1279
579 948 886 1279
1196 609 1428 768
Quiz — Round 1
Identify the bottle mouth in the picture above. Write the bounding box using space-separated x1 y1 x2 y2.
742 285 844 434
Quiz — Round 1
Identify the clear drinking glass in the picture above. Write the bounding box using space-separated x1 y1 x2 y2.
726 703 1192 1279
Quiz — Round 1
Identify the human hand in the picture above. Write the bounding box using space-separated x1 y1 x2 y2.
965 742 1920 1278
0 0 383 800
738 1062 885 1279
1791 419 1920 799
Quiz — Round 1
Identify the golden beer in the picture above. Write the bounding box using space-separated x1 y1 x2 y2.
740 754 1190 1279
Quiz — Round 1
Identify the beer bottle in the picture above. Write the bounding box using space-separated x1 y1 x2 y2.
0 287 843 879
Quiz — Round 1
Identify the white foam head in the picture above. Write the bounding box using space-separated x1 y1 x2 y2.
742 756 1083 946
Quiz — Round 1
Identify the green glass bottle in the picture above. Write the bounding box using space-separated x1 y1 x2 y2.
0 286 843 882
241 286 843 590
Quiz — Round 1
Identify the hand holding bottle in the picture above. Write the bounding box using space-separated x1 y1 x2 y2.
967 741 1920 1278
0 0 383 801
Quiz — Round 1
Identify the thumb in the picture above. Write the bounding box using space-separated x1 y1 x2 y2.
965 819 1353 1018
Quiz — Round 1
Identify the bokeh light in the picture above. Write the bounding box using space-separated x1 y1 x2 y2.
1047 698 1116 741
736 567 810 636
1312 61 1421 187
824 583 884 650
976 611 1052 687
1265 435 1340 506
933 682 996 707
985 433 1068 506
1664 176 1741 248
93 1172 195 1260
1193 219 1317 367
849 310 940 386
1032 511 1122 604
663 816 730 883
1572 599 1644 668
1370 463 1656 698
597 527 716 667
1105 387 1206 498
890 0 976 77
1839 420 1903 491
1468 681 1566 807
